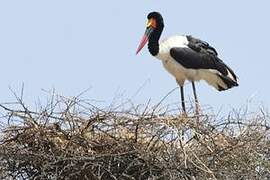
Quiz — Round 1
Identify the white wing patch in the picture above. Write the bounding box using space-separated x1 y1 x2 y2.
226 69 237 82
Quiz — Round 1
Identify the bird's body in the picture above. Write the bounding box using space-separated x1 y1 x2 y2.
136 12 238 115
156 35 238 91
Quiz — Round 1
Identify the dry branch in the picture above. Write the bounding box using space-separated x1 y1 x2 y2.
0 92 269 179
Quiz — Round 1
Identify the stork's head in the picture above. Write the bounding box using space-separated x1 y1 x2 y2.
136 12 164 54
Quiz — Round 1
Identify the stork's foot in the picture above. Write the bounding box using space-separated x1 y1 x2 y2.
177 111 189 125
180 111 188 118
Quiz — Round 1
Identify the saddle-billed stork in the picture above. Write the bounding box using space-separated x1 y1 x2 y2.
136 12 238 115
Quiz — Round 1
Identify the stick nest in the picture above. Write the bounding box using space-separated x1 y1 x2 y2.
0 93 269 179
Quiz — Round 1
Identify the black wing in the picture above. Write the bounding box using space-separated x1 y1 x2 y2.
186 35 218 56
170 35 237 81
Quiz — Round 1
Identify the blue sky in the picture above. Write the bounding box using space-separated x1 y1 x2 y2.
0 1 269 113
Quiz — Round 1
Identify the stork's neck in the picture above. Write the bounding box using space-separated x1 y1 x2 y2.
148 25 164 56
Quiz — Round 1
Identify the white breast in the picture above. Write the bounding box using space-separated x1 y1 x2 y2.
156 36 196 85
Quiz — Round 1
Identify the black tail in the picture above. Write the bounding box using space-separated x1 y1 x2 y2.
217 74 239 91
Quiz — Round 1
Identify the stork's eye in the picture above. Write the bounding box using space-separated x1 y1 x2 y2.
147 18 157 28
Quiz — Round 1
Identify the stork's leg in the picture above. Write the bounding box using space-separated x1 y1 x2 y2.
192 81 200 115
180 85 186 115
179 85 187 147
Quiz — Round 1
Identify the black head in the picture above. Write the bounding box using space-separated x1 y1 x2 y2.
147 12 164 29
147 12 163 21
136 11 164 55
